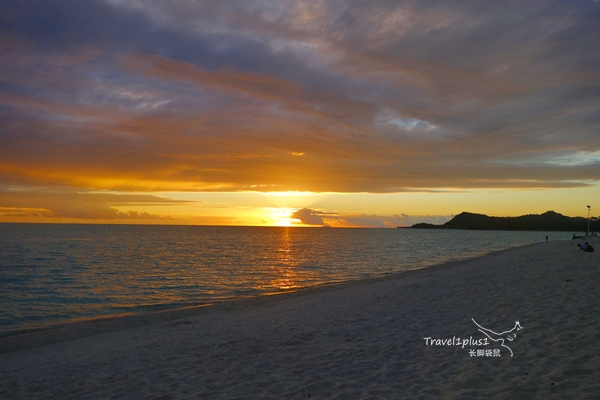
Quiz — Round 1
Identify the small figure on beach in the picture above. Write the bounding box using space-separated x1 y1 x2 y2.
577 243 594 252
472 319 523 356
545 235 548 242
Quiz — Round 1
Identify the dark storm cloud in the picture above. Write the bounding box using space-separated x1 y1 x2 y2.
1 0 599 195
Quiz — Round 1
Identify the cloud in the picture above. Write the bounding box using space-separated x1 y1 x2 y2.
544 151 600 167
0 0 599 197
291 208 326 225
325 213 454 228
375 109 438 133
290 208 453 228
0 190 192 220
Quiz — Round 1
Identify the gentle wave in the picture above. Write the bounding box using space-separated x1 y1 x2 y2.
0 224 570 335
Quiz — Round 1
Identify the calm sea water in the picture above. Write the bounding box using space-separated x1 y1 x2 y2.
0 224 569 335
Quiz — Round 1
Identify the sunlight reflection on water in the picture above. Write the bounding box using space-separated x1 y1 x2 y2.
0 224 569 334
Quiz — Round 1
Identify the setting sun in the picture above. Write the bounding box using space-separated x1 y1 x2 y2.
0 0 598 227
267 208 302 226
2 2 600 398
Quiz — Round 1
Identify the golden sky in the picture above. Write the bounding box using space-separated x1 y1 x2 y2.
1 1 599 227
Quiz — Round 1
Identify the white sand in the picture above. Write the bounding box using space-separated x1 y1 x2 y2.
1 239 599 399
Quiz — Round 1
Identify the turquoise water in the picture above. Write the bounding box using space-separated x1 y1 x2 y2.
0 224 569 335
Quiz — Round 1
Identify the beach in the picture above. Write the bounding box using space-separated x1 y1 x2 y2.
0 239 598 399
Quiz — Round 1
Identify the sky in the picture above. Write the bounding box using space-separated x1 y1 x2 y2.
1 0 599 227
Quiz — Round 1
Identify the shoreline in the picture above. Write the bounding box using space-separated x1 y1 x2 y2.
0 240 545 354
1 227 559 344
1 238 598 398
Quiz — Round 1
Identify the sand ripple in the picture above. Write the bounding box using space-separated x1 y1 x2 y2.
1 240 599 399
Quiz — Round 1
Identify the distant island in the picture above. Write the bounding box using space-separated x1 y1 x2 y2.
407 211 599 232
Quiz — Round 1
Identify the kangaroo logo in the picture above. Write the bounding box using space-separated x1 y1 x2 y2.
472 319 523 356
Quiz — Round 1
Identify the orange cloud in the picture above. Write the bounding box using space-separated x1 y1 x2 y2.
0 191 193 221
1 0 599 201
121 54 302 103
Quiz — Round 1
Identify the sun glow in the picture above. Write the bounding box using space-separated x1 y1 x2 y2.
267 207 302 226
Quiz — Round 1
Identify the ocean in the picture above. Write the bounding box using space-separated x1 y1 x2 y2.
0 224 569 336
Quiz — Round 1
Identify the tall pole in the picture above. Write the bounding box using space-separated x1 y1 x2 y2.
587 205 591 236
